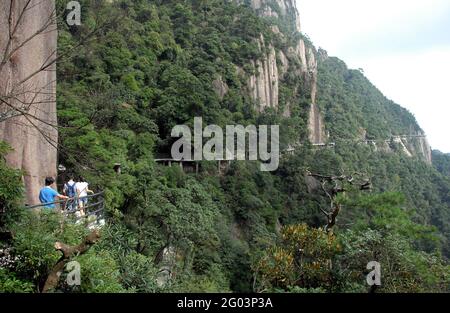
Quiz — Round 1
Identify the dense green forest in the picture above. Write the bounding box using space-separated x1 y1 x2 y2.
0 0 449 293
433 150 450 177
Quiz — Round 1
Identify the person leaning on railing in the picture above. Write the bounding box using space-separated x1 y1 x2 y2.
39 177 69 210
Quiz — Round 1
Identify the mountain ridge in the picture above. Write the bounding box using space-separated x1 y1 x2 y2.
0 0 448 293
243 0 432 163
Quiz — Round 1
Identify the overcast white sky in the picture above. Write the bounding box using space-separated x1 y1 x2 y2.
297 0 450 153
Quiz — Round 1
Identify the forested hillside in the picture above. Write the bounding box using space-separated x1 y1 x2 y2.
433 150 450 177
0 0 448 293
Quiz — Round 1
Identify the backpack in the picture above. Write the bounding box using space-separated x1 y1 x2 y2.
66 183 76 197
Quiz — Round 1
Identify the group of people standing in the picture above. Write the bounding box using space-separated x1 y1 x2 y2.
38 176 94 216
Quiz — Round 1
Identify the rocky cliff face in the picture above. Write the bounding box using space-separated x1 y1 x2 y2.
247 34 279 112
239 0 431 158
396 134 432 164
0 0 58 205
360 132 432 164
244 0 302 33
235 0 326 144
416 137 433 164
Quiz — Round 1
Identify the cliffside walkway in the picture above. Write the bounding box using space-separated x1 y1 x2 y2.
307 134 428 148
25 191 106 230
155 158 231 174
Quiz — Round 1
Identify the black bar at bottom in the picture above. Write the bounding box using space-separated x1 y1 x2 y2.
0 293 443 312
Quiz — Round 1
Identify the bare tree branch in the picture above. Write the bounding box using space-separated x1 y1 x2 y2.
307 171 372 232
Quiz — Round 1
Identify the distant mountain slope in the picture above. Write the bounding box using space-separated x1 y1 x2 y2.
316 53 432 163
433 150 450 177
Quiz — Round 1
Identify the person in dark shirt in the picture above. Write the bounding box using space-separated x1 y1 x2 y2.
63 176 77 212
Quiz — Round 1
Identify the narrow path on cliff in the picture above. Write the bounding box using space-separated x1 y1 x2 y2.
25 191 106 230
308 134 428 146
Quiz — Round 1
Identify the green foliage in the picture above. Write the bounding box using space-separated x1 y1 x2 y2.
0 0 438 294
3 209 125 293
332 142 450 256
169 264 231 293
317 57 421 139
74 249 127 293
9 212 70 286
255 224 341 291
433 150 450 177
116 252 160 292
336 230 449 293
0 269 34 293
0 142 23 217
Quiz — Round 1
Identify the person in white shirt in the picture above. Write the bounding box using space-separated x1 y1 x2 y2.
75 176 94 216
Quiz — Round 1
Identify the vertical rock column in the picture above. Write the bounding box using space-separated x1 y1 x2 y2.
306 48 326 144
247 34 279 112
0 0 58 205
238 0 327 143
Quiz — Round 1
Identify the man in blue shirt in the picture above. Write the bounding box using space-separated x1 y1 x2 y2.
39 177 69 209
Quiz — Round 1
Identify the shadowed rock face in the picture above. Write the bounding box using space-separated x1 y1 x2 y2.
0 0 58 205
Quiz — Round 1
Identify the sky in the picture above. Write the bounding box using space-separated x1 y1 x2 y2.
297 0 450 153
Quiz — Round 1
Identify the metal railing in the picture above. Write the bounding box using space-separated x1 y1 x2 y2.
26 191 106 227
